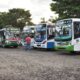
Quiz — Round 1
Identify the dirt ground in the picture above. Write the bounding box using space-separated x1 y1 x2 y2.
0 48 80 80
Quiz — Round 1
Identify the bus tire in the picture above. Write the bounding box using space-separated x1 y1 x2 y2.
33 47 37 49
70 51 78 54
2 44 5 48
13 46 18 48
46 48 50 51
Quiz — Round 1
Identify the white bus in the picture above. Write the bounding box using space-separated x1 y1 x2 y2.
55 18 80 52
0 29 18 48
33 23 55 49
21 26 35 47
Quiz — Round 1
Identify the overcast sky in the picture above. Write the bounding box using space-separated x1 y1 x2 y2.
0 0 58 23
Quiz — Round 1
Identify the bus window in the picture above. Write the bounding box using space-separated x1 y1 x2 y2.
74 22 80 39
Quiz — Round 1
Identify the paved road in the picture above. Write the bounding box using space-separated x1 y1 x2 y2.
0 48 80 80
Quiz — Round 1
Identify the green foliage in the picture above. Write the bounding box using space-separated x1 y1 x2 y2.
50 0 80 19
0 12 8 29
0 8 34 30
40 17 46 23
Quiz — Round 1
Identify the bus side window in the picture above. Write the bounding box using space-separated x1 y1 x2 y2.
74 22 80 39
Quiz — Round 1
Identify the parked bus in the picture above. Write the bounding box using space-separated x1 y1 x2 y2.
21 26 35 47
0 29 18 48
55 18 80 52
23 26 35 38
33 23 55 49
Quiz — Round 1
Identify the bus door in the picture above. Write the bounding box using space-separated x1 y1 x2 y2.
47 25 55 48
0 31 5 45
73 22 80 51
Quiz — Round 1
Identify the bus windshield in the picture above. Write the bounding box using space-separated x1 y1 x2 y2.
35 24 46 42
55 20 72 41
4 31 14 39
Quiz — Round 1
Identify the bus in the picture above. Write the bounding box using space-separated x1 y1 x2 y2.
23 26 35 38
55 18 80 52
21 26 35 47
33 23 55 49
0 29 18 48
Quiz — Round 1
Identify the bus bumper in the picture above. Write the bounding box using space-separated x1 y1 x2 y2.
4 42 18 47
34 43 47 49
33 42 55 49
55 45 74 52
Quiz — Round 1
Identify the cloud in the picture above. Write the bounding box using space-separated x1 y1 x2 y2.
0 0 11 11
0 0 58 23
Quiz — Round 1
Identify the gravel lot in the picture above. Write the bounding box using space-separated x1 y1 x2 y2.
0 48 80 80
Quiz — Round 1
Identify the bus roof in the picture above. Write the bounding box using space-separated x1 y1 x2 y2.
0 29 6 31
36 22 55 26
57 18 80 22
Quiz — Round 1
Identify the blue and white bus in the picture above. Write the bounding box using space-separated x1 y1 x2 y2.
33 23 55 49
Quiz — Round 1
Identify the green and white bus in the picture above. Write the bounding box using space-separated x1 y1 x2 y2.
55 18 80 52
0 29 18 48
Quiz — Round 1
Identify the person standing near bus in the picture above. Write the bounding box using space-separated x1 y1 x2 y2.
25 35 31 50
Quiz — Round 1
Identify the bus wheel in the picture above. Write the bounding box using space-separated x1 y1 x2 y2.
33 47 37 49
70 51 78 54
2 44 5 48
13 46 18 48
46 48 50 51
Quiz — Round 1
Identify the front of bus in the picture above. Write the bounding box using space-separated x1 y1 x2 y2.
34 24 47 48
55 19 73 51
4 32 18 48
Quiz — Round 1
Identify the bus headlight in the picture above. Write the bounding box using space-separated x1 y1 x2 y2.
5 40 11 43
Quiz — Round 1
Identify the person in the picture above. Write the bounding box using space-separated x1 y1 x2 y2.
25 35 31 50
31 38 34 48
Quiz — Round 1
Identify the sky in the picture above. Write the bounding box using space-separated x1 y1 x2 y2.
0 0 58 23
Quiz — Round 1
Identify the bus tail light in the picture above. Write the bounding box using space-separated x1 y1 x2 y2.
42 40 46 44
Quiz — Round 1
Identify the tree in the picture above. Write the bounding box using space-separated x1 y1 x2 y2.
50 0 80 19
0 8 33 31
7 8 32 31
0 12 8 29
48 16 57 23
40 17 46 23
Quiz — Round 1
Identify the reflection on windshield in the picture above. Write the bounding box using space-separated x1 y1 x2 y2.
56 22 72 37
35 24 46 42
35 31 46 41
36 24 46 31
